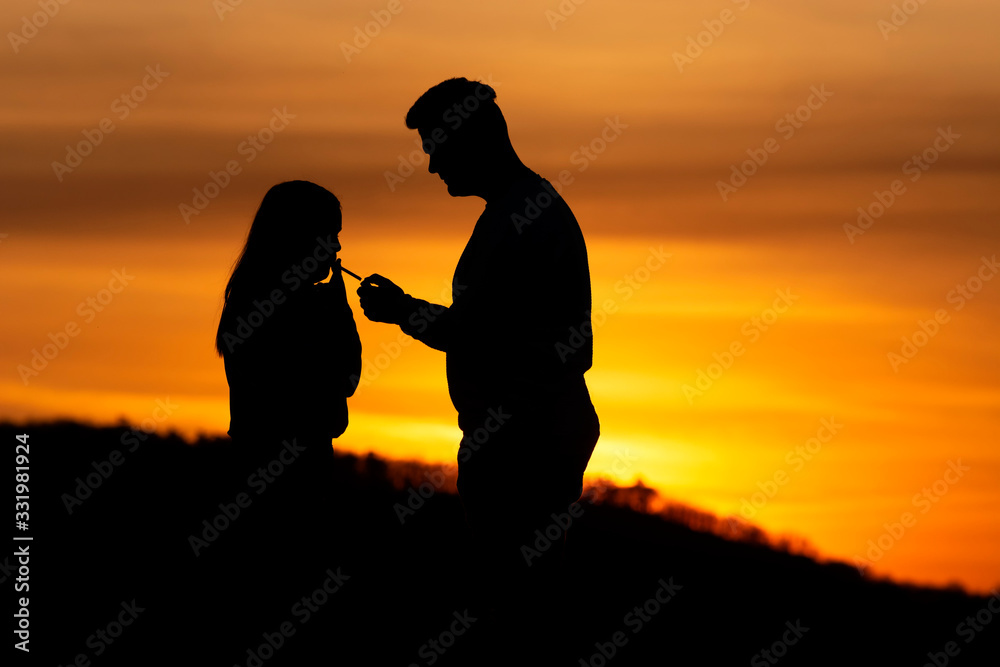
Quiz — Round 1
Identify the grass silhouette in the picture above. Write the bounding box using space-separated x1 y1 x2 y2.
6 419 997 666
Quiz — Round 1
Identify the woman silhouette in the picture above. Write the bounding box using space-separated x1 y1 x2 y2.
211 180 361 659
217 180 361 444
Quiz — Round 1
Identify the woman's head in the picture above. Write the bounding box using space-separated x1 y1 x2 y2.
216 181 342 355
241 180 342 280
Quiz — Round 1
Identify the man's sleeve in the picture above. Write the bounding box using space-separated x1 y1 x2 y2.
397 295 455 352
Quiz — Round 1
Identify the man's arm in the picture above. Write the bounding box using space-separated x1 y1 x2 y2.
357 274 454 352
398 296 453 352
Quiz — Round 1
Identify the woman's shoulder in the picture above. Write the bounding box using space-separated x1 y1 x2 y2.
285 281 353 328
302 281 351 312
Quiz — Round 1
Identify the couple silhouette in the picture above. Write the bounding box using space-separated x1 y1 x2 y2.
213 78 600 664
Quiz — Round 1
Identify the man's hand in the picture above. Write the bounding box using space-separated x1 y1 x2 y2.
357 274 410 324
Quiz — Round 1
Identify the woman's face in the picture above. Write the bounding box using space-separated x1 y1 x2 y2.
300 218 342 284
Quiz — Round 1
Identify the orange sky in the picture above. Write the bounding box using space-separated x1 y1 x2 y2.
2 0 998 593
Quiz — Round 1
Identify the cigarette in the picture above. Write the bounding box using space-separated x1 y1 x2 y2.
340 265 362 281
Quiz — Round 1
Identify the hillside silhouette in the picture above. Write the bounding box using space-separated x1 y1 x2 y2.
6 420 998 666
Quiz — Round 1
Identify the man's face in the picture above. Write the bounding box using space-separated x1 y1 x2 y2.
420 127 478 197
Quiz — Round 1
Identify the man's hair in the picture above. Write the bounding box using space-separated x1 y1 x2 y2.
405 77 503 135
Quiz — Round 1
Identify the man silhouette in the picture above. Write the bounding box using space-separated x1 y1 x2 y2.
357 77 599 656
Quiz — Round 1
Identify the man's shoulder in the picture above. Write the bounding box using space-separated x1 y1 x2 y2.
492 175 577 236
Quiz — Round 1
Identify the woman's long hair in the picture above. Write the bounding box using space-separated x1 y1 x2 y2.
216 181 341 356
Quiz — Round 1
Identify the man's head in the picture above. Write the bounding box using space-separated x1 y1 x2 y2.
405 77 515 197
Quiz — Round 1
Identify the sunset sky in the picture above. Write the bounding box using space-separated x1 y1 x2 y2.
2 0 998 593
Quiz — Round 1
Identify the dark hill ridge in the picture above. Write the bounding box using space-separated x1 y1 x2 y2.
4 420 998 666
